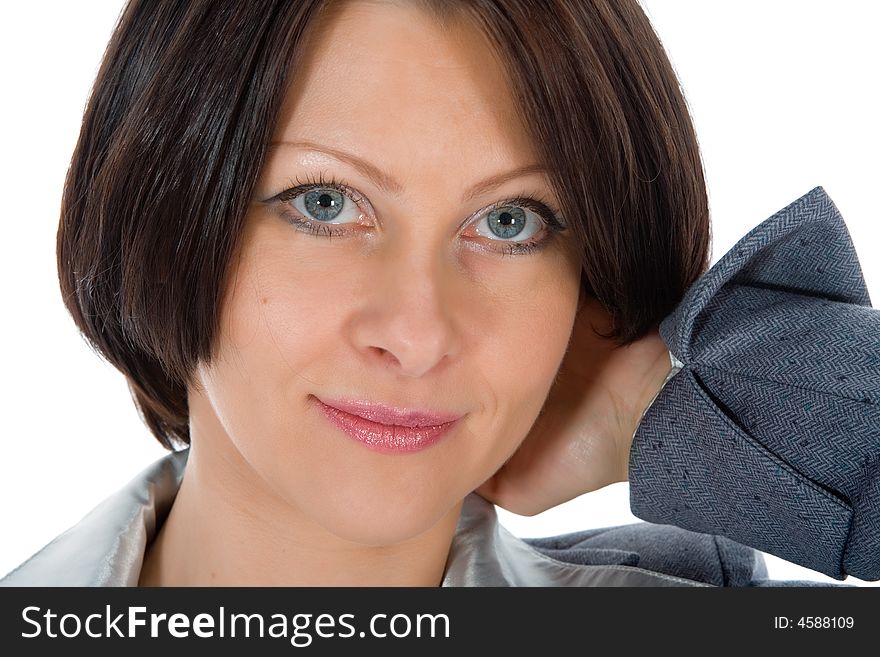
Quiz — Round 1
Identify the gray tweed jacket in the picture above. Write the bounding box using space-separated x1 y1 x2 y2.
627 185 878 583
2 185 877 586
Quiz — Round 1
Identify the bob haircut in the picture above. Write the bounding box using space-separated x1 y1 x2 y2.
58 0 710 450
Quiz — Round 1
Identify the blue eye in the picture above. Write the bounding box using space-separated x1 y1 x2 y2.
475 205 541 242
295 187 364 224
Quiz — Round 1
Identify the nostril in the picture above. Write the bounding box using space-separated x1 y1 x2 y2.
373 346 396 364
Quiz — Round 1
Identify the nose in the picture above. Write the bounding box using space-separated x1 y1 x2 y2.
347 239 462 379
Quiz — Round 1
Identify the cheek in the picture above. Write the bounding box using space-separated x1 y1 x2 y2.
197 232 343 465
218 225 355 387
470 260 580 459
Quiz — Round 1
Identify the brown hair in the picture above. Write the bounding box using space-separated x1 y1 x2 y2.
57 0 710 450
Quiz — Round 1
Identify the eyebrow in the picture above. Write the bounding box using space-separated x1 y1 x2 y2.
268 139 549 204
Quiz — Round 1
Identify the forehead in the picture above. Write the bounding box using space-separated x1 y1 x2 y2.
271 0 540 175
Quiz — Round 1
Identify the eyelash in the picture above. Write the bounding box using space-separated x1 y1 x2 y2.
267 171 567 257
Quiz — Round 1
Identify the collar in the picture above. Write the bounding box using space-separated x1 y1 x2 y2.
1 449 708 587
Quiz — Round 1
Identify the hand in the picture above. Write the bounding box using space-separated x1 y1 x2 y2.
475 295 674 516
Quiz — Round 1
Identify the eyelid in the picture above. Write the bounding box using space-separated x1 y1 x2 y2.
477 195 566 231
269 172 370 209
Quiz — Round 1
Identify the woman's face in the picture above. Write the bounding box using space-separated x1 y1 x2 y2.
192 0 582 545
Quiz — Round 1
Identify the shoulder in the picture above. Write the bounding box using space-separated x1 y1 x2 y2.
0 449 186 586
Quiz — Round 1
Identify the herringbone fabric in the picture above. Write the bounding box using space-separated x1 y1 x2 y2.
629 186 880 581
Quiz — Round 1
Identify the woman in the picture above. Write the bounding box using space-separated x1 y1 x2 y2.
2 0 877 586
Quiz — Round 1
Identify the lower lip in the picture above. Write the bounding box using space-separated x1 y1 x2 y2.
313 398 458 454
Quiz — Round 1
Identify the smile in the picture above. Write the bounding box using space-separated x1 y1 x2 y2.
311 397 460 454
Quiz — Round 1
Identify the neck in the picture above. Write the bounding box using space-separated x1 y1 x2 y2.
139 435 462 587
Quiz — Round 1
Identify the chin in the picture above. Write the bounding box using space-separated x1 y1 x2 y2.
306 483 462 547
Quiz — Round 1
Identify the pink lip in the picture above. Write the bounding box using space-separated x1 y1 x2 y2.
312 396 462 454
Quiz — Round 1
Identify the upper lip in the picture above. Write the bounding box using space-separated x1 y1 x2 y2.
314 396 463 427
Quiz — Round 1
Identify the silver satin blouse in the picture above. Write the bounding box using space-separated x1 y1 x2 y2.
0 447 708 587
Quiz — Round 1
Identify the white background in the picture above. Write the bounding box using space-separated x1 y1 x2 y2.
0 1 877 585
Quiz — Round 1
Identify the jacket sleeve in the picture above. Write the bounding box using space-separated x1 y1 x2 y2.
628 185 880 582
